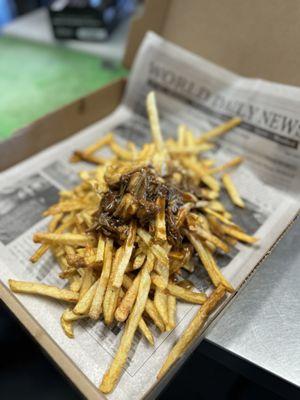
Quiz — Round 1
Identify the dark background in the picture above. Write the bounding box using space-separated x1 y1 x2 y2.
0 300 289 400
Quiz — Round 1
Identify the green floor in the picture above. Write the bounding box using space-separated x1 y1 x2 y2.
0 36 127 140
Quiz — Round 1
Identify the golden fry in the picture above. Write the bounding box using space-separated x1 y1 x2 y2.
110 140 133 161
154 289 169 326
221 225 258 244
73 280 98 315
115 273 141 322
166 295 176 331
70 133 113 163
208 156 243 175
63 308 86 322
137 228 169 267
155 197 167 242
72 151 106 165
146 91 164 153
9 280 79 302
138 318 154 346
112 222 136 288
89 238 114 319
152 274 207 304
185 231 234 293
96 233 105 262
167 143 214 154
132 253 146 270
157 285 226 379
103 247 123 325
222 174 245 208
69 274 82 293
100 265 151 393
145 299 165 332
197 117 241 142
187 215 229 253
60 314 75 338
33 232 94 246
14 90 259 395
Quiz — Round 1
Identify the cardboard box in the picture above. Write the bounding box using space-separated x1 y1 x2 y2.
1 1 299 398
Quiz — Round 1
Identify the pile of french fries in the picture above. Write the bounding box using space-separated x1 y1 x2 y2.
9 91 258 393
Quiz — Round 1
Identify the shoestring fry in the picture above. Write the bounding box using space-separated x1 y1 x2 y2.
9 91 258 393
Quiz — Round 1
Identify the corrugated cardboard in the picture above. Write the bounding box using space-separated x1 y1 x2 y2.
125 0 300 86
1 1 299 399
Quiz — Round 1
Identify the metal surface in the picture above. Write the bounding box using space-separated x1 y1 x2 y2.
207 215 300 388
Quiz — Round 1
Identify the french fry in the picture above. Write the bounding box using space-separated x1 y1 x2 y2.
152 274 207 304
110 140 133 161
132 252 146 270
89 238 114 319
155 197 167 242
185 231 234 293
9 280 79 302
29 245 50 264
202 159 215 168
70 133 113 163
137 228 169 267
166 295 176 331
43 201 86 216
127 141 138 159
145 299 165 332
197 117 241 142
75 133 114 159
14 90 259 395
146 91 164 153
69 274 82 292
181 158 220 191
73 280 98 315
79 269 96 300
103 247 124 325
60 314 75 338
208 156 243 175
115 273 141 322
154 289 169 326
33 232 94 247
72 151 106 165
157 285 226 379
121 273 163 331
204 208 236 226
187 216 229 253
177 124 186 146
200 188 219 200
48 213 64 231
154 259 170 290
61 308 87 338
221 225 258 244
206 200 226 213
100 266 151 393
222 174 245 208
138 318 154 346
112 222 136 288
96 233 105 262
30 214 73 263
167 143 214 154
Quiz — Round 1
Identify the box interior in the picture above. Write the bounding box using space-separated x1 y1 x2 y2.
125 0 300 86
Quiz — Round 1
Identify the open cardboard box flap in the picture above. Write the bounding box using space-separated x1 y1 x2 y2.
3 0 300 170
1 1 299 399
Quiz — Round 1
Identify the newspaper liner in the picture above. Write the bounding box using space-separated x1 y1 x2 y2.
0 32 299 399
